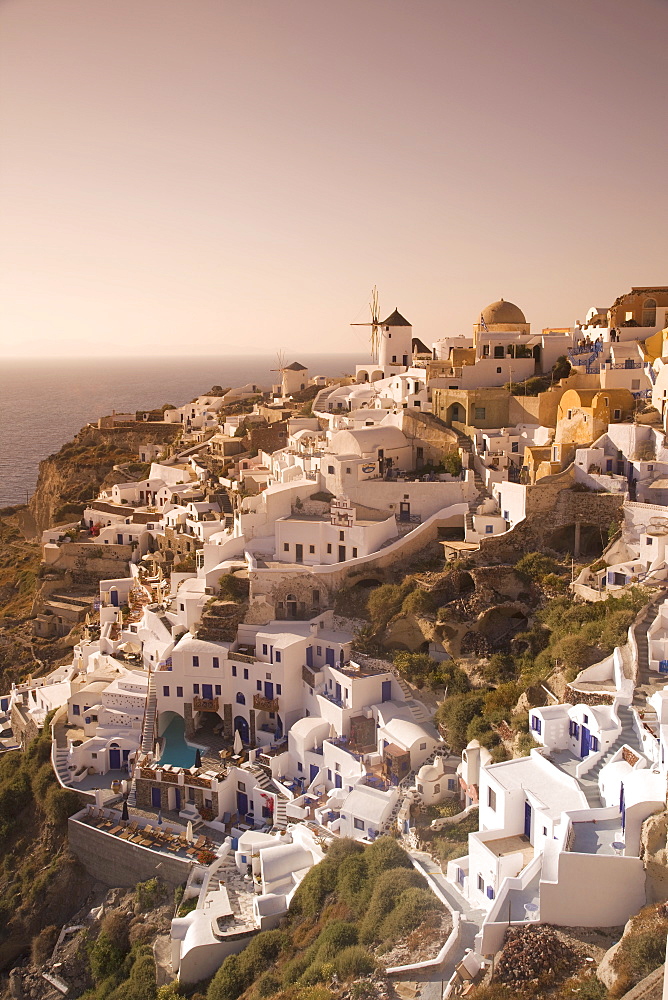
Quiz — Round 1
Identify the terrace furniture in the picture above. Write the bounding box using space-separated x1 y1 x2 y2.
109 825 123 836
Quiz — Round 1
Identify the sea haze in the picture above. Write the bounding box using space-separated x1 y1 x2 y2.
0 353 365 507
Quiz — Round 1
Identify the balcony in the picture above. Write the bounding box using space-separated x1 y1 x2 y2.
229 650 255 664
253 693 279 712
193 696 219 713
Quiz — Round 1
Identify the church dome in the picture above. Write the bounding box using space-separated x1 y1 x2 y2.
481 299 526 326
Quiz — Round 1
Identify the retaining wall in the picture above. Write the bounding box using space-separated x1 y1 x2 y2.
68 818 192 888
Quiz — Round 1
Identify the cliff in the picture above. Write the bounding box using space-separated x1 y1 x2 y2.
26 422 182 536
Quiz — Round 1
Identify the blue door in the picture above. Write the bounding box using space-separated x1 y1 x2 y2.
151 786 161 808
335 773 342 788
174 788 181 810
237 791 248 815
381 680 392 702
524 800 532 839
234 716 249 744
264 682 274 699
276 715 283 739
306 646 313 667
335 683 342 703
109 748 121 769
202 684 213 699
581 726 591 757
326 648 335 667
310 764 319 783
110 590 119 607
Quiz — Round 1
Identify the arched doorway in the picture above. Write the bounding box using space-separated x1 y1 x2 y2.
643 298 657 327
357 370 369 383
445 402 464 426
234 716 250 744
286 593 298 618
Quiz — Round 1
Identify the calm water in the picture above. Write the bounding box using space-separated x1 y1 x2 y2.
0 353 362 507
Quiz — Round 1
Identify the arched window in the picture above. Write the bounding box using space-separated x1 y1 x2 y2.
643 298 657 327
236 692 245 705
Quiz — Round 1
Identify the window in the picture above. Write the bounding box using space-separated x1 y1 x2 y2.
327 543 332 554
567 410 572 419
232 665 237 677
163 686 170 697
257 680 262 691
649 465 654 471
420 742 427 750
297 762 303 772
309 545 315 553
475 407 486 420
266 672 271 680
283 543 289 552
488 788 496 810
494 346 504 358
606 459 613 471
313 590 319 603
180 604 184 611
511 441 519 452
316 646 322 655
591 736 599 752
614 409 621 420
243 668 249 679
193 684 200 694
434 783 440 793
237 781 245 792
482 344 490 357
631 379 640 390
485 525 493 534
215 685 221 695
339 530 345 541
447 778 455 791
487 886 495 900
213 657 219 669
417 784 423 793
192 656 199 667
72 705 80 716
531 715 542 734
275 651 281 663
262 644 268 655
477 875 484 892
236 692 245 704
177 686 183 697
328 465 335 474
543 826 547 836
346 467 351 474
354 818 364 830
583 714 588 723
335 763 341 772
276 684 282 694
327 770 332 781
352 547 358 557
647 537 653 545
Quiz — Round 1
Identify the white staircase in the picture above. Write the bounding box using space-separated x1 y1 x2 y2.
128 674 157 805
249 763 289 830
394 673 433 723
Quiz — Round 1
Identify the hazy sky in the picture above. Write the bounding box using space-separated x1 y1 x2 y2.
1 0 667 359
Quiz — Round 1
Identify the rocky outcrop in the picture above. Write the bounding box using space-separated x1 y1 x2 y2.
28 423 181 535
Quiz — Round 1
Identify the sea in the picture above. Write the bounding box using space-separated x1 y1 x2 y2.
0 353 364 507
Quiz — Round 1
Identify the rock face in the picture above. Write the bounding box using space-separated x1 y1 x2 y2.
641 808 668 903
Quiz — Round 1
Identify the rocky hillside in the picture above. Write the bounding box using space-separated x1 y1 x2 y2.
26 422 182 535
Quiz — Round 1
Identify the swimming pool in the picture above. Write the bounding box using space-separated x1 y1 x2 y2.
159 714 198 768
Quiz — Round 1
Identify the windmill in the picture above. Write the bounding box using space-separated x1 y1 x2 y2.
271 350 288 395
351 286 381 363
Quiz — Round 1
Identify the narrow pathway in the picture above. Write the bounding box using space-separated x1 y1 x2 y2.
386 851 485 999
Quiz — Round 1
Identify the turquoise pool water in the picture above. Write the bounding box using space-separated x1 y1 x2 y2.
159 715 197 768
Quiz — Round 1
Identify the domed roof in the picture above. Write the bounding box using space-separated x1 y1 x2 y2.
418 763 441 781
481 299 526 326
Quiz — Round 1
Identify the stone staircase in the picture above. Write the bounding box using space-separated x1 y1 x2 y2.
394 673 433 722
633 590 667 705
579 704 639 807
128 674 157 805
249 763 289 830
54 747 71 785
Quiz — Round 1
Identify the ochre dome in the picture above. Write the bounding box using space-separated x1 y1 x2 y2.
481 299 526 326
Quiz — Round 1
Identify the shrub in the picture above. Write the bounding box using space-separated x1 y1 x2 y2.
359 867 425 943
442 453 463 477
364 836 414 878
135 878 164 911
514 552 560 580
31 924 59 966
89 932 127 983
435 692 486 752
44 786 81 827
333 946 375 979
101 911 130 953
379 887 443 941
367 584 404 627
314 920 358 961
401 589 435 616
208 954 244 1000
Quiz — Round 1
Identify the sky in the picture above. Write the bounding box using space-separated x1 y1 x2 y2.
1 0 667 359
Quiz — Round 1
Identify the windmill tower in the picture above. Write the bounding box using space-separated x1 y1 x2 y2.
271 351 287 396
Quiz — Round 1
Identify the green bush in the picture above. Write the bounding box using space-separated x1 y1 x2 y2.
44 786 81 827
314 920 358 961
367 584 405 627
401 589 436 616
380 887 443 940
514 552 560 580
359 867 425 943
89 932 127 983
435 691 486 752
442 453 463 477
334 946 375 979
135 878 165 911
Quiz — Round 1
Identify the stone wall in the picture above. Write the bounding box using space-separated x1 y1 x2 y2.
68 817 191 888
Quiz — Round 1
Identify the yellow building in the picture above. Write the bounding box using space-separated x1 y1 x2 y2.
552 388 635 468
